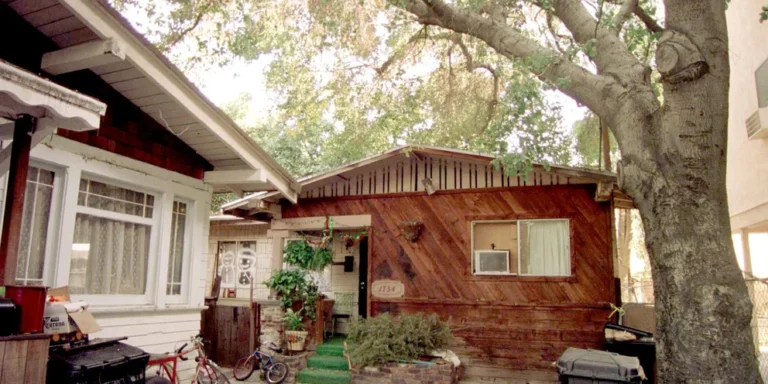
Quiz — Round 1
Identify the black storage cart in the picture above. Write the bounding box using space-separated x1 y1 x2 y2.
556 347 645 383
604 323 656 383
47 338 149 384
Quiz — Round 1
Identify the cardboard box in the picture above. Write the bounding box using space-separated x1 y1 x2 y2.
42 286 101 336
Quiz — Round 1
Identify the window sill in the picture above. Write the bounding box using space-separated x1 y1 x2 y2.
88 304 207 315
466 274 576 283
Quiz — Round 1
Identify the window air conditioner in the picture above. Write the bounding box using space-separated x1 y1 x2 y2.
746 107 768 140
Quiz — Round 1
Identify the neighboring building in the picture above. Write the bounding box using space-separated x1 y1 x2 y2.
219 145 625 371
0 0 297 377
726 0 768 276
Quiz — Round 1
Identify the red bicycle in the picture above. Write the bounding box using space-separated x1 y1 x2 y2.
146 334 231 384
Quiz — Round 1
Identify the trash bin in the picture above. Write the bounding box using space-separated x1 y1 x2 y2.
5 285 48 334
556 347 644 383
604 324 656 383
47 339 149 384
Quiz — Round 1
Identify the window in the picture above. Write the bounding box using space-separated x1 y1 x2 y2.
757 58 768 108
166 201 187 295
15 167 56 286
471 219 570 276
68 178 155 296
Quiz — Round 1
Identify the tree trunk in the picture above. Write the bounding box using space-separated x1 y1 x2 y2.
633 183 760 382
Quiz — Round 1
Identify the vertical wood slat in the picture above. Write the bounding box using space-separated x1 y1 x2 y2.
1 340 28 384
22 339 47 384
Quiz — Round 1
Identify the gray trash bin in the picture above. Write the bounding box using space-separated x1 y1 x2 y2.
556 348 645 383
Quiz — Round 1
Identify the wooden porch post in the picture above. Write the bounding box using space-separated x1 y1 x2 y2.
0 115 34 286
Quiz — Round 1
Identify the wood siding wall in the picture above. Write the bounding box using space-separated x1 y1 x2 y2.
282 185 614 370
300 155 592 199
0 3 211 179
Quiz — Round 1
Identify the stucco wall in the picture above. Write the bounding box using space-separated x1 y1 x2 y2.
726 0 768 229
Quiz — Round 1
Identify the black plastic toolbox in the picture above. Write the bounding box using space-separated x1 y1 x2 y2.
47 339 149 384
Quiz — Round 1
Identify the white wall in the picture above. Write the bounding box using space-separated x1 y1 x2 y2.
726 1 768 230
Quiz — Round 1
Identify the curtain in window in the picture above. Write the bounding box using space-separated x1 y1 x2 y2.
523 220 570 276
166 201 186 295
16 167 54 286
69 213 150 295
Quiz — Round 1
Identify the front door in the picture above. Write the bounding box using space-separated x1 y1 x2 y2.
358 237 369 318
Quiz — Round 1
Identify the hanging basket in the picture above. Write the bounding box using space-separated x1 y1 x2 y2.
400 221 424 242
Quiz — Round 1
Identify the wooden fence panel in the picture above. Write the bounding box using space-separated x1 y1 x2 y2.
201 301 259 368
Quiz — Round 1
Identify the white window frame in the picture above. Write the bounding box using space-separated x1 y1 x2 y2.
68 174 161 306
164 198 193 304
471 219 571 277
24 136 213 311
5 162 65 286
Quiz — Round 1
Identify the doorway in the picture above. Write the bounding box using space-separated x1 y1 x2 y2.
358 237 369 318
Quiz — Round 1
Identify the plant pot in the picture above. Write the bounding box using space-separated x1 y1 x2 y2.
286 330 309 351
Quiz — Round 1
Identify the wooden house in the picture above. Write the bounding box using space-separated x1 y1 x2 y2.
0 0 298 379
221 146 626 371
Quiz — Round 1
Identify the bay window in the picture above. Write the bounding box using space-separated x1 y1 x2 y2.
471 219 571 276
68 178 155 297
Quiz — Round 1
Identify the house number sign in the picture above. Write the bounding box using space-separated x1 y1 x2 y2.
371 279 405 298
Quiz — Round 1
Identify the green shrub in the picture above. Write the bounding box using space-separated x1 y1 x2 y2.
346 313 452 367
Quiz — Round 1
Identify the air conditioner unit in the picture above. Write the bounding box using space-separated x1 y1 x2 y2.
474 250 510 275
746 107 768 140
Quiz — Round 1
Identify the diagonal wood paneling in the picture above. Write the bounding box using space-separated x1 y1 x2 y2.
282 184 615 370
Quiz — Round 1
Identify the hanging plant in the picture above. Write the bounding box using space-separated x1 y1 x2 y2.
284 239 335 271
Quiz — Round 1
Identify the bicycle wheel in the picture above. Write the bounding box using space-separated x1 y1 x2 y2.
195 362 232 384
265 362 289 384
233 355 256 381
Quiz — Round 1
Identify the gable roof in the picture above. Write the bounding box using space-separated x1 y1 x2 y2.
222 145 618 213
4 0 299 200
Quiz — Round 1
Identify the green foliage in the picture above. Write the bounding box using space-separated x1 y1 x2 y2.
346 313 452 367
762 5 768 22
283 308 305 331
264 268 320 318
572 113 619 169
301 281 320 321
283 240 335 271
210 192 238 213
264 269 308 309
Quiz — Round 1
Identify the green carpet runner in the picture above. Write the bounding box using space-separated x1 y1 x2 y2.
297 337 350 384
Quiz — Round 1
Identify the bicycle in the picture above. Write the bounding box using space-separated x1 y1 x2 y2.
146 334 231 384
232 342 289 383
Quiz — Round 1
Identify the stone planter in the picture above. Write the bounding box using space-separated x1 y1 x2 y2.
350 360 460 384
285 330 309 351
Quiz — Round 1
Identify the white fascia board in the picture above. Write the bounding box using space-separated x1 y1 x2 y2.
203 169 265 185
60 0 298 202
41 38 125 75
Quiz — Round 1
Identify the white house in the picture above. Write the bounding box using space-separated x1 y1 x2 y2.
725 0 768 277
0 0 298 376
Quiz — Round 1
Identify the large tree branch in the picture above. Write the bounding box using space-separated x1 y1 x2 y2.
398 0 618 119
613 0 639 34
550 0 645 82
634 6 664 33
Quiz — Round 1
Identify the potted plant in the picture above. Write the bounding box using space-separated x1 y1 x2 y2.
283 308 308 351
